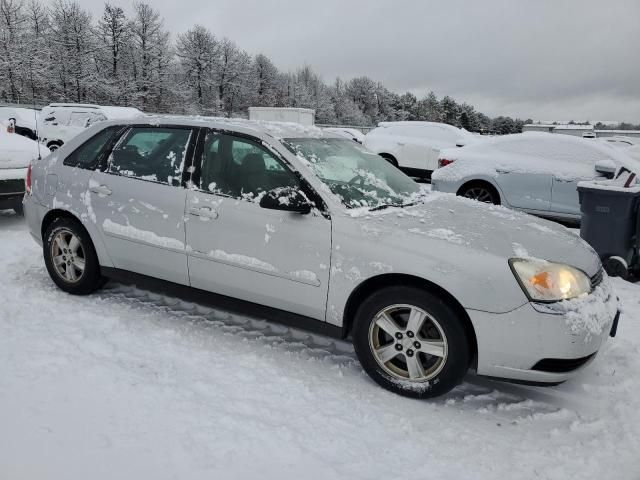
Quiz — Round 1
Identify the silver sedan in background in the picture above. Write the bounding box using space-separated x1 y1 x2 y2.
432 132 640 224
24 118 619 398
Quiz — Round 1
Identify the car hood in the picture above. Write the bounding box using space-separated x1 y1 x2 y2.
347 192 601 277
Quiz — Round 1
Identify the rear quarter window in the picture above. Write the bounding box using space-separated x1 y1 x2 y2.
63 126 122 169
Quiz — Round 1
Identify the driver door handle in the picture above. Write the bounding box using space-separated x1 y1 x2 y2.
189 206 218 219
89 184 112 196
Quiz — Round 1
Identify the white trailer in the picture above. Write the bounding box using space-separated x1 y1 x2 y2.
248 107 315 125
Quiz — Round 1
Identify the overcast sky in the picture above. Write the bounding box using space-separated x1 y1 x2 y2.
84 0 640 122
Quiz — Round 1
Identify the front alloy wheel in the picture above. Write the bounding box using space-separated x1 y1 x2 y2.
369 304 448 381
353 286 470 398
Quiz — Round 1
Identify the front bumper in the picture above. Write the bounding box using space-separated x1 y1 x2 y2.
470 276 618 384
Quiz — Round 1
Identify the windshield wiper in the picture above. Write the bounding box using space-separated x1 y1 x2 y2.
369 201 419 211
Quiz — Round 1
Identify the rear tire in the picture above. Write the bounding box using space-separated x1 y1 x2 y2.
352 286 470 398
13 202 23 216
47 141 62 151
458 181 500 205
43 217 103 295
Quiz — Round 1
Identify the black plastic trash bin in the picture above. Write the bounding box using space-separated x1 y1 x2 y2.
578 181 640 278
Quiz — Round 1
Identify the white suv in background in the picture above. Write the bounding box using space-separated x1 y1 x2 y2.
39 103 144 151
364 121 479 179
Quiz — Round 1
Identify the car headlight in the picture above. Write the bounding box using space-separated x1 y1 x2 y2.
509 258 592 302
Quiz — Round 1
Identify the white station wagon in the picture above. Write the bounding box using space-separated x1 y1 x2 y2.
24 117 619 398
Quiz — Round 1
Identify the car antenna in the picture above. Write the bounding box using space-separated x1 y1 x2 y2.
32 93 42 160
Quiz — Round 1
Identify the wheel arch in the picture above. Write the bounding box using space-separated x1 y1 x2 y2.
41 208 113 267
378 152 398 165
342 273 478 365
456 178 503 205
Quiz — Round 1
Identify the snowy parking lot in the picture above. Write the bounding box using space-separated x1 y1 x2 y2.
1 209 639 480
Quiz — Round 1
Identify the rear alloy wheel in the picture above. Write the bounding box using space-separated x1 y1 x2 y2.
43 217 104 295
459 184 499 205
353 286 470 398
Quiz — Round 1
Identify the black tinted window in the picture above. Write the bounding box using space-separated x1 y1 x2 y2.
199 132 299 199
108 127 193 186
63 126 121 168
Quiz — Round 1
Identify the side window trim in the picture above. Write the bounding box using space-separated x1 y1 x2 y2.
101 124 198 188
192 128 328 213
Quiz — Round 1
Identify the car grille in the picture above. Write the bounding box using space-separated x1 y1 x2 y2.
0 179 25 195
590 266 604 291
532 353 596 373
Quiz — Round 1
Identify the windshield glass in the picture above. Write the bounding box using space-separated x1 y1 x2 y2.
283 137 421 209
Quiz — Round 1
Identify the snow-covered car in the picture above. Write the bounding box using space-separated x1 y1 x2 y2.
39 103 144 151
322 127 366 144
0 106 39 140
363 121 479 178
599 135 640 148
0 127 49 214
432 132 640 224
24 117 619 398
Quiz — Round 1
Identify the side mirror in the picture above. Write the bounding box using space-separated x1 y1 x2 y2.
259 186 312 214
594 159 617 178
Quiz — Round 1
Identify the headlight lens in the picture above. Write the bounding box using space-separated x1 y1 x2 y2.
510 258 592 302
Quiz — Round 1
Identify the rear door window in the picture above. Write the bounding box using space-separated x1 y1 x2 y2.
108 127 193 186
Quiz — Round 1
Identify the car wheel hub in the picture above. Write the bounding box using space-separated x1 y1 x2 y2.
50 229 86 283
368 304 448 382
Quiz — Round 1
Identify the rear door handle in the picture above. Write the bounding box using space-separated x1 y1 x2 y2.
396 141 405 146
189 206 218 219
89 184 112 196
496 169 511 174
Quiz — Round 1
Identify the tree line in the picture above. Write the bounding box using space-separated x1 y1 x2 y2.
1 0 531 133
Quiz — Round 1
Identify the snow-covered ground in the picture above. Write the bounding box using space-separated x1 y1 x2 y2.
1 210 639 480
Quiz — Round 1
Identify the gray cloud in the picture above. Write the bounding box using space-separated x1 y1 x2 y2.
82 0 640 121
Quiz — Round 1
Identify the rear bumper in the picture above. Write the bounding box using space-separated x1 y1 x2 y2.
23 193 45 246
470 276 618 384
0 170 26 209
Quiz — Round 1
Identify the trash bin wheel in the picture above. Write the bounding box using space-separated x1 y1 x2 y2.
603 256 629 280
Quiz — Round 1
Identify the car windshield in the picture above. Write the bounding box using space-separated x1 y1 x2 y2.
283 137 421 209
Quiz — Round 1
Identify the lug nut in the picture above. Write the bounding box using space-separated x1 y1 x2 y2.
395 344 403 351
414 341 421 349
406 331 414 338
395 332 403 340
406 349 414 357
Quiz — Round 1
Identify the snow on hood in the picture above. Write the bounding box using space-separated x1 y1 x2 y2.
433 132 640 182
348 191 601 277
0 130 49 168
99 106 145 120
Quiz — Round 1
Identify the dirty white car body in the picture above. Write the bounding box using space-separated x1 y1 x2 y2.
364 121 478 178
432 132 640 223
24 117 619 397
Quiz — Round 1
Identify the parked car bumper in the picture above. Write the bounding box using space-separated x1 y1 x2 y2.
0 168 27 210
470 275 618 384
23 193 45 246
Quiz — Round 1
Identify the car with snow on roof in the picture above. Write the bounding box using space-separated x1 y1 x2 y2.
432 132 640 224
23 116 619 398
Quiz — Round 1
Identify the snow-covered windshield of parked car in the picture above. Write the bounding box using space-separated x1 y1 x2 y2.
283 138 420 209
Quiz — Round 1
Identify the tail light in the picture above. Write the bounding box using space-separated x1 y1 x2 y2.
25 163 32 195
438 158 455 168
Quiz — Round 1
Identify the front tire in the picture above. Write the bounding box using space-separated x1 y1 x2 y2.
43 217 103 295
352 286 470 398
